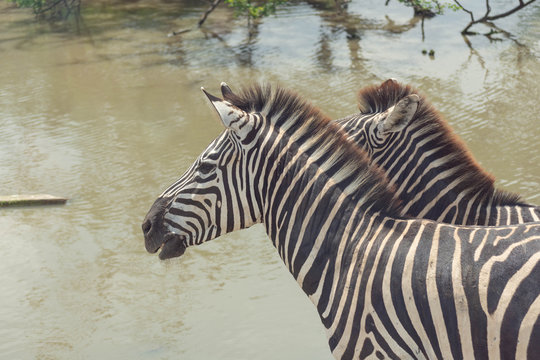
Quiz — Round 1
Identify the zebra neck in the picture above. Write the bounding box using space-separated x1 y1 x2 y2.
257 146 388 296
255 123 402 223
251 108 402 296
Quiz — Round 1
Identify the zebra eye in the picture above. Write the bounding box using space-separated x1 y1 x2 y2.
198 162 216 175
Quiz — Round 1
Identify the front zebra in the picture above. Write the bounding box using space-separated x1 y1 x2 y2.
332 79 540 226
142 83 540 359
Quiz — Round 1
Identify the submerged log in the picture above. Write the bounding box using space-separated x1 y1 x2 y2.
0 194 68 207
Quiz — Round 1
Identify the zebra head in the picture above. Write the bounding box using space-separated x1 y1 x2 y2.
142 83 262 260
343 79 420 155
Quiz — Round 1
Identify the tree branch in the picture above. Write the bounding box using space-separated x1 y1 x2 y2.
485 0 536 21
484 0 491 18
168 0 222 36
453 0 475 34
198 0 223 27
455 0 537 35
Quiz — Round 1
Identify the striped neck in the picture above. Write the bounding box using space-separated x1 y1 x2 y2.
223 84 403 299
224 83 403 218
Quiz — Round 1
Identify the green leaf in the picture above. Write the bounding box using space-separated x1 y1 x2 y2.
225 0 288 19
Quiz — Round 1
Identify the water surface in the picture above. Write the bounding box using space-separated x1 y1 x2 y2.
1 0 539 358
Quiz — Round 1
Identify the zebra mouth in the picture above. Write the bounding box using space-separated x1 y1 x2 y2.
158 233 187 260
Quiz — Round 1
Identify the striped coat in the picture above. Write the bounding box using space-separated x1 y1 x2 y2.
143 83 540 359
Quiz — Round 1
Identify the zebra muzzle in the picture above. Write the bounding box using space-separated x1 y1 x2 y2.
158 233 187 260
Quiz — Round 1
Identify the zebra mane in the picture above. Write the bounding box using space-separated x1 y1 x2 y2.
357 80 525 206
223 83 403 216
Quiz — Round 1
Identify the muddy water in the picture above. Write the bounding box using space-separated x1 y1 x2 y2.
0 0 539 358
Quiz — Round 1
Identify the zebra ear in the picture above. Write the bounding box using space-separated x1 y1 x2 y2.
379 94 420 134
220 82 235 100
201 87 250 134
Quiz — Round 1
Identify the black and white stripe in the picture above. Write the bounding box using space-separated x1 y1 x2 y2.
143 83 540 359
336 79 540 226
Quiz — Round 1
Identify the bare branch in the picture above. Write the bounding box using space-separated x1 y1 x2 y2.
453 0 475 34
168 0 222 36
453 0 474 22
455 0 537 35
485 0 536 21
198 0 223 28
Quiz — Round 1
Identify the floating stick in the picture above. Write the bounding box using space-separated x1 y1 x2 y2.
0 194 68 207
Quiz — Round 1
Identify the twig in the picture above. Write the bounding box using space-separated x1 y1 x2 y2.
198 0 223 27
168 28 192 37
167 0 223 37
453 0 475 34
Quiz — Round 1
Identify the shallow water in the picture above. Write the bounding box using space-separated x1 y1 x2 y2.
1 0 539 358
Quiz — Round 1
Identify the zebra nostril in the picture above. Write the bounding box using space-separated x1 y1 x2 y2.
142 219 152 235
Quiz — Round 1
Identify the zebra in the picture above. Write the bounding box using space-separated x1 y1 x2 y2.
331 79 540 226
142 83 540 359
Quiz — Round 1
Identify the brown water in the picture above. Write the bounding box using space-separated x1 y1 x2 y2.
1 0 539 358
